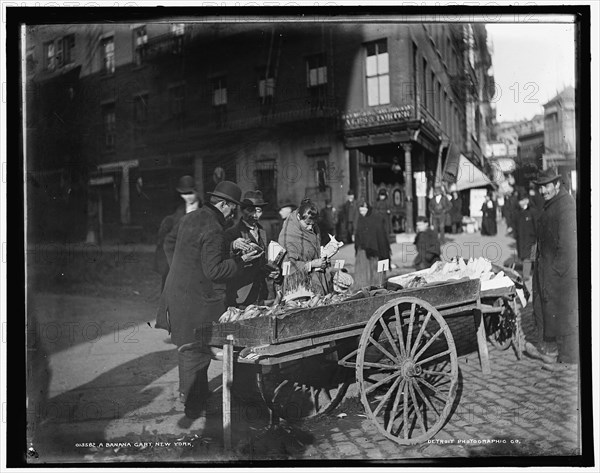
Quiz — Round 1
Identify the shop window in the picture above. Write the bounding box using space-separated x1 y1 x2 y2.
102 103 116 152
101 36 115 74
365 39 389 106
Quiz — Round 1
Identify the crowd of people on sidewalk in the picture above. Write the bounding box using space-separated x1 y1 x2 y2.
152 165 579 420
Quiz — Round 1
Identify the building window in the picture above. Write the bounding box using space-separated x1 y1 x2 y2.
102 103 116 152
258 67 275 105
422 58 428 109
306 53 327 110
169 85 185 128
436 81 442 121
56 34 75 67
44 41 55 71
101 36 115 74
133 94 148 144
133 26 147 66
171 23 185 36
365 39 389 106
254 161 277 214
211 77 227 128
431 71 436 117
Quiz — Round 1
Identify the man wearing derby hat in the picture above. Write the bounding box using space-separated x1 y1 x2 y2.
525 168 578 372
155 180 260 419
154 176 201 290
225 190 279 307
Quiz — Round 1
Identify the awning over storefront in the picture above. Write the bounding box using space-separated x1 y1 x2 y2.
444 150 493 191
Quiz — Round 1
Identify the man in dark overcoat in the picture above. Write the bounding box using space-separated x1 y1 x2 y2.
530 168 578 371
224 190 274 307
155 181 258 419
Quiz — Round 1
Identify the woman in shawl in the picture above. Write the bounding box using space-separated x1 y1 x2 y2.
278 198 331 296
353 200 391 289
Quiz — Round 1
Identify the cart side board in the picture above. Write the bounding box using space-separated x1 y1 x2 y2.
202 279 482 348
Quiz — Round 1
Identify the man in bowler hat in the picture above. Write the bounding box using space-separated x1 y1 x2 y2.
525 168 578 372
155 181 260 419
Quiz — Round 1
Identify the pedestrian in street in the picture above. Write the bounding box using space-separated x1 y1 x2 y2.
319 199 338 246
353 200 391 289
153 175 201 291
513 190 537 264
480 191 498 236
338 189 359 244
155 181 261 419
413 215 442 270
278 198 331 296
224 190 278 308
374 188 392 236
526 168 578 372
428 187 452 243
449 191 463 234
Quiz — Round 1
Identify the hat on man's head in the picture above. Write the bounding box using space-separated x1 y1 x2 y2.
176 175 196 194
534 167 562 186
207 181 243 205
347 189 355 196
241 190 269 208
278 198 297 211
416 215 428 224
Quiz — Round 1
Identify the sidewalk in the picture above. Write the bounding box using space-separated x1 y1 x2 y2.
336 219 518 278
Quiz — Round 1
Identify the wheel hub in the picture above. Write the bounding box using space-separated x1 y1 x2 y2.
401 359 422 378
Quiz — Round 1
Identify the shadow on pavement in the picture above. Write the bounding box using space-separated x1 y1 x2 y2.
29 349 178 463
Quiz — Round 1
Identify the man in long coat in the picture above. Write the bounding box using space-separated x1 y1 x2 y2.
155 181 257 419
530 168 578 371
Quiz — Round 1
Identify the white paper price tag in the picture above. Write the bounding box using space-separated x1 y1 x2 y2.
282 261 291 276
377 259 390 272
334 260 345 269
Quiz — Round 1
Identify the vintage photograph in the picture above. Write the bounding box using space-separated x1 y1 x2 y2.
8 3 593 467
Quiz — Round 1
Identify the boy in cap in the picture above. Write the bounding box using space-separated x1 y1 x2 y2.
413 215 442 270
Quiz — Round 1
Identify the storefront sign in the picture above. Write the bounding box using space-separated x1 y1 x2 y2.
341 105 413 129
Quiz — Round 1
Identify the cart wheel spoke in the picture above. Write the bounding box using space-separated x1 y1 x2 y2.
408 380 427 435
379 318 403 360
393 305 407 356
409 311 432 357
402 379 409 439
372 376 402 418
362 360 398 370
415 349 452 367
405 303 417 354
413 327 445 361
411 377 440 421
386 379 405 433
367 336 399 364
365 371 401 395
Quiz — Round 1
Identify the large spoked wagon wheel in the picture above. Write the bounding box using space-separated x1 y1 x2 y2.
257 355 353 422
356 297 459 445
